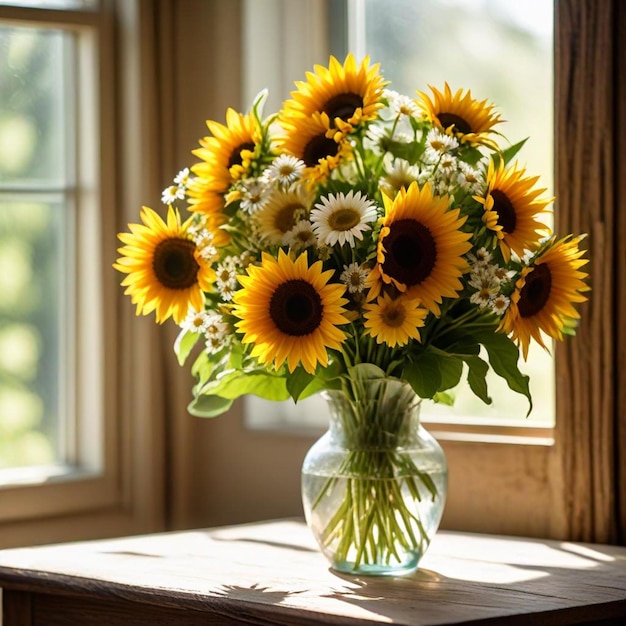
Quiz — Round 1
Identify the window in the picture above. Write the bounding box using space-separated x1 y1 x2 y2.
0 0 165 548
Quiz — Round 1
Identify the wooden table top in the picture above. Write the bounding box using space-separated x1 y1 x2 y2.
0 519 625 625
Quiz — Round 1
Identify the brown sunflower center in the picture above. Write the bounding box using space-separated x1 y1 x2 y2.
269 279 323 336
153 238 199 290
274 203 304 234
323 93 364 124
228 142 255 169
302 134 339 167
382 219 437 286
491 189 517 233
382 303 406 328
437 112 472 135
328 207 361 232
518 264 552 318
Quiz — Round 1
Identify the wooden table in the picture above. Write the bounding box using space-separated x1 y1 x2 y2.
0 519 625 625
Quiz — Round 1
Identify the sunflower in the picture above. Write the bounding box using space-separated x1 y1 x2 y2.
113 206 215 324
500 235 589 359
282 54 386 133
188 108 259 218
417 83 502 147
232 250 350 374
476 160 552 262
278 111 349 183
254 187 312 244
368 182 472 316
363 292 427 347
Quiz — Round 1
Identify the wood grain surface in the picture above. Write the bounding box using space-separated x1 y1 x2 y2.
1 520 625 625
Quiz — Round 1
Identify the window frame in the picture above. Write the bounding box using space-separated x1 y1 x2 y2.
0 0 166 548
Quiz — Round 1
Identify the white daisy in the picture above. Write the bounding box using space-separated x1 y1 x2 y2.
180 308 209 333
425 128 458 159
490 293 510 315
340 262 370 294
204 313 231 354
215 258 239 301
240 179 269 213
385 89 420 120
263 154 306 187
282 219 317 251
457 161 485 193
161 184 184 205
470 288 495 310
173 167 192 188
311 190 378 247
380 157 420 196
467 247 492 267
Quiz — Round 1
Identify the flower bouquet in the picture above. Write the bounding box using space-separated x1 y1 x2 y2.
114 55 589 575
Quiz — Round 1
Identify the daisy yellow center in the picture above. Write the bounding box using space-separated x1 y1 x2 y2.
382 219 437 286
437 112 472 134
269 279 323 336
323 93 364 124
303 134 339 167
228 142 255 168
274 203 303 233
382 302 406 327
328 207 361 232
491 189 517 233
518 264 552 318
153 238 200 290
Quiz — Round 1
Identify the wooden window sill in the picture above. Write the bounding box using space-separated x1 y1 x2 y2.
0 519 625 625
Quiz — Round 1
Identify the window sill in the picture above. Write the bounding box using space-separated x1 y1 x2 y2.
0 519 625 625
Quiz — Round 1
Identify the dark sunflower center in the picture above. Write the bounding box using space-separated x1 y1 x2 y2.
274 203 303 234
323 93 364 124
302 134 339 167
269 279 323 336
153 238 199 290
382 304 406 328
228 142 255 169
491 189 517 233
518 264 552 318
437 112 472 134
382 219 437 286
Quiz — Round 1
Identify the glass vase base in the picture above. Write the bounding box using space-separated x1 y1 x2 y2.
330 555 421 577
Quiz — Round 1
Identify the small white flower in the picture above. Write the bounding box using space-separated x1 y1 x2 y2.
311 190 378 247
204 313 231 354
457 161 485 193
470 288 495 310
161 185 184 205
181 308 209 333
467 247 493 267
173 167 192 188
215 258 239 301
426 128 458 155
490 294 510 315
240 179 269 213
340 262 370 294
384 89 420 119
263 154 306 187
380 157 420 196
283 219 316 250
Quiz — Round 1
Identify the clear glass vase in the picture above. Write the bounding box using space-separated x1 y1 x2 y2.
301 377 447 576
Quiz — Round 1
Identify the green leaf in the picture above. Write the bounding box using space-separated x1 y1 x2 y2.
347 362 387 381
501 138 528 165
462 355 491 406
286 368 315 402
404 353 442 399
188 395 233 418
432 390 456 406
198 370 290 402
174 329 201 366
437 356 463 391
471 330 533 416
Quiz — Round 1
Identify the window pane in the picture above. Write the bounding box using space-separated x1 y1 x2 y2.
360 0 554 425
0 24 74 469
0 26 68 186
0 199 66 468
